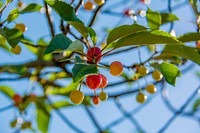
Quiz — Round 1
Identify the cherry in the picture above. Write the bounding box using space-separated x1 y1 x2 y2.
110 61 123 76
15 23 27 33
17 1 23 8
11 45 21 55
139 66 149 76
92 96 100 105
152 70 163 81
140 0 145 3
145 84 157 94
123 9 134 16
99 91 108 101
70 90 84 104
87 47 102 63
94 0 105 6
99 74 108 88
86 74 102 90
12 94 23 106
21 122 32 129
136 92 147 104
84 1 95 10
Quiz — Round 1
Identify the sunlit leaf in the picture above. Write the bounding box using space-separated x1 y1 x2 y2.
0 86 15 98
178 32 200 42
163 45 200 65
146 8 161 29
113 30 182 48
161 13 179 24
107 24 147 44
20 3 42 14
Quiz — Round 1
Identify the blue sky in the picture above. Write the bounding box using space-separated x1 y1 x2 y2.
0 0 200 133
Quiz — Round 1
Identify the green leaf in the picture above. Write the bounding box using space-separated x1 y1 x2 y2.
1 28 24 48
72 64 98 82
36 102 50 133
193 99 200 112
178 32 200 42
7 8 19 22
50 101 73 108
113 30 182 48
75 56 85 63
44 34 72 54
0 35 10 51
20 3 42 14
107 24 147 44
163 45 200 65
46 82 79 96
6 0 13 4
66 40 84 52
45 0 80 22
0 2 3 8
45 1 89 38
68 21 88 39
160 62 181 86
161 13 179 24
151 62 181 86
0 86 15 98
153 53 182 64
87 27 97 45
146 8 161 29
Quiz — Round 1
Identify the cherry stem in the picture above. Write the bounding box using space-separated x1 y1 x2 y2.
96 48 115 61
78 79 83 91
94 90 97 96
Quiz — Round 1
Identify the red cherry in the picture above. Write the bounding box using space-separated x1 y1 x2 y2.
99 74 108 89
12 94 23 106
92 96 100 105
140 0 145 3
86 74 102 90
87 47 102 63
124 9 131 16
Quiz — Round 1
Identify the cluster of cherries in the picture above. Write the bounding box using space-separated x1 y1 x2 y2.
134 66 163 103
84 0 105 10
70 47 124 105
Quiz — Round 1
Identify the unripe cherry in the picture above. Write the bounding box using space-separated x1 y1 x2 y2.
15 23 27 33
94 0 105 6
145 84 157 94
136 92 147 104
86 74 102 90
11 45 21 55
70 90 84 104
152 70 163 81
139 66 149 76
99 91 108 101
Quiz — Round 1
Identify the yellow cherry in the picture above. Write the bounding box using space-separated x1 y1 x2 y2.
99 91 108 101
139 66 149 76
94 0 105 6
136 92 147 104
15 23 27 33
145 84 157 94
70 90 84 104
152 70 163 81
11 45 21 55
